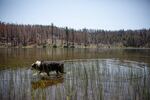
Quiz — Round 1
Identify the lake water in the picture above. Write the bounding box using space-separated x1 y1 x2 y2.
0 48 150 100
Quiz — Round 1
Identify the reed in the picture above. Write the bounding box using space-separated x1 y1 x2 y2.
0 59 150 100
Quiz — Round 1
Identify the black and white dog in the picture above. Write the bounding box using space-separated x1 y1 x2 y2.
31 61 64 76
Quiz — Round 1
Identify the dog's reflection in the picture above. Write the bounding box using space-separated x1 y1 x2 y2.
32 75 64 89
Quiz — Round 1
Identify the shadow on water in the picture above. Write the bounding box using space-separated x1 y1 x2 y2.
31 75 64 100
31 75 64 90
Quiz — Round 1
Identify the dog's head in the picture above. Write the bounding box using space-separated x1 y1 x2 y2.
31 61 41 70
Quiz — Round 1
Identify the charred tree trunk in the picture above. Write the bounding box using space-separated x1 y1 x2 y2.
65 27 69 48
51 23 54 45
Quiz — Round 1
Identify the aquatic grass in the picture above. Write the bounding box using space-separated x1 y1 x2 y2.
0 59 150 100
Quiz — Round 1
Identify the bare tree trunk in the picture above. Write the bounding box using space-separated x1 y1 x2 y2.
72 29 74 46
51 23 54 45
65 27 69 47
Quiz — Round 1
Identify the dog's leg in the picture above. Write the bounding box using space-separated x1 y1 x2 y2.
39 71 41 74
46 72 50 76
56 70 59 75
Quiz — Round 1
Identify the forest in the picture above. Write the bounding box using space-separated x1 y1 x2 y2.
0 21 150 48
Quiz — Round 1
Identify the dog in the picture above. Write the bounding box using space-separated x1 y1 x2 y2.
31 61 64 76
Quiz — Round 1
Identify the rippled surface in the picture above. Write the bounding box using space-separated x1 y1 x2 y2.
0 59 150 100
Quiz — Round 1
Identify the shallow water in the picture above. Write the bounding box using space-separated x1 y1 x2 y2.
0 48 150 100
0 48 150 67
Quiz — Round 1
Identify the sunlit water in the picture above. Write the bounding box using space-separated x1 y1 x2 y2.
0 48 150 100
0 59 150 100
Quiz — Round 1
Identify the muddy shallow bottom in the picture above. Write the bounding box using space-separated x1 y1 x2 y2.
0 59 150 100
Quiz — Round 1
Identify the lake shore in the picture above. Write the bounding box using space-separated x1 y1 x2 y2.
0 43 150 49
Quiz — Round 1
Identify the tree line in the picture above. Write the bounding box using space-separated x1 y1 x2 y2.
0 22 150 48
